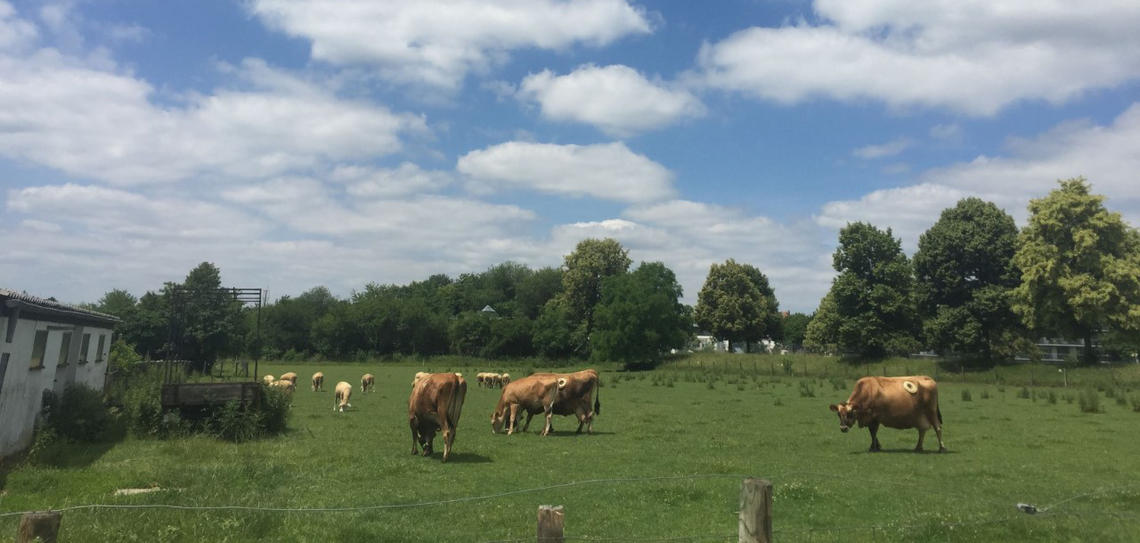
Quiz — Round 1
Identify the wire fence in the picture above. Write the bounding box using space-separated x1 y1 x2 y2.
3 469 1136 541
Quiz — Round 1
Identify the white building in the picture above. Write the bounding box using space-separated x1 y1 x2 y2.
0 289 118 458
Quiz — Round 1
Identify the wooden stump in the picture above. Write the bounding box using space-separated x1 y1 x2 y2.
537 505 564 543
17 511 61 543
739 478 772 543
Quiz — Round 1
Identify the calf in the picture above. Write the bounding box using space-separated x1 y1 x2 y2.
279 372 298 384
829 376 945 452
408 373 468 462
312 372 324 392
263 374 275 385
362 373 375 392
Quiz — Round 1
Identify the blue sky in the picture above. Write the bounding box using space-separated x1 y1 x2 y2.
2 0 1139 313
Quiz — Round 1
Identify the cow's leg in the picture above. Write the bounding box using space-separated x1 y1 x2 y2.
931 408 946 452
868 421 882 452
410 419 419 455
508 404 519 435
915 428 926 452
541 408 553 436
440 415 453 463
575 407 586 434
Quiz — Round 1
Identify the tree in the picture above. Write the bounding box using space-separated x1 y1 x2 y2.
130 291 169 359
803 292 839 353
693 259 780 352
516 266 563 319
829 223 920 358
781 312 812 350
554 238 632 355
170 262 244 371
591 262 690 369
532 300 576 358
1013 178 1140 364
94 289 138 318
914 198 1025 364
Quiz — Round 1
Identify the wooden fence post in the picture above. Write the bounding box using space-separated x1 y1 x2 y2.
17 511 61 543
739 478 772 543
537 505 564 543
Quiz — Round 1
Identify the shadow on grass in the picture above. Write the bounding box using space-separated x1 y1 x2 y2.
432 451 492 463
545 430 616 438
846 448 958 455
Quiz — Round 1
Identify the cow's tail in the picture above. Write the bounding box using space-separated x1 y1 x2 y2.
448 376 467 427
593 376 601 416
937 405 942 425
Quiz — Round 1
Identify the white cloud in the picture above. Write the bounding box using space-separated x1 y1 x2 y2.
249 0 652 90
0 1 37 50
929 123 961 142
457 141 675 202
816 102 1140 252
696 1 1140 115
0 15 426 186
518 64 703 136
333 162 453 198
852 138 911 159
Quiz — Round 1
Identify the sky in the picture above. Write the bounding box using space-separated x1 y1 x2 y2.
2 0 1139 313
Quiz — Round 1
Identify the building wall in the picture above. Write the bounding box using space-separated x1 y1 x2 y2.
0 314 112 458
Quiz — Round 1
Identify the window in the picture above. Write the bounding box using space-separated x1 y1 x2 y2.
80 333 91 363
96 335 106 363
30 330 48 369
58 332 71 366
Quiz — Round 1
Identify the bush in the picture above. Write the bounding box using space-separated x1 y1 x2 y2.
259 386 291 435
798 380 815 398
208 401 259 443
44 385 117 442
1079 388 1102 414
961 389 972 402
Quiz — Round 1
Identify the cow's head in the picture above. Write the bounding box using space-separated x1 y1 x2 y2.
829 402 858 432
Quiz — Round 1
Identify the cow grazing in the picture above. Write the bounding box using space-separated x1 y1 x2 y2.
263 374 275 385
528 369 601 434
312 372 324 392
830 376 945 453
271 379 295 394
476 372 488 388
490 373 503 388
491 374 560 436
500 373 511 387
279 372 298 384
362 373 375 392
333 381 353 412
408 373 468 462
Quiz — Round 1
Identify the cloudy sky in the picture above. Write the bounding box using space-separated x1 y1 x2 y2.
2 0 1139 313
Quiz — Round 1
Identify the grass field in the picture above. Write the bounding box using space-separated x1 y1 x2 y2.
2 357 1139 542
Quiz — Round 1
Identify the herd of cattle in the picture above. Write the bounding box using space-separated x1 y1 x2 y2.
262 370 945 462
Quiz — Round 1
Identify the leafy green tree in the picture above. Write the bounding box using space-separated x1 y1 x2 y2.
170 262 244 371
914 198 1025 364
261 286 340 356
830 223 920 357
781 312 812 350
532 300 576 358
130 291 169 359
311 301 361 358
1013 178 1140 364
449 311 493 356
516 266 563 319
484 317 535 358
803 292 839 353
591 262 690 369
554 238 632 355
693 259 780 352
94 289 138 318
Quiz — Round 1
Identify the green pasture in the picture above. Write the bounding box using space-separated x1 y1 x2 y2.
2 358 1139 541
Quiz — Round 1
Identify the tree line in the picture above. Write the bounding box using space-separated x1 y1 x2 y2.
804 178 1140 365
90 177 1139 369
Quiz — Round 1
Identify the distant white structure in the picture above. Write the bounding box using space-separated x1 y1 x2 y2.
692 334 779 354
0 289 118 458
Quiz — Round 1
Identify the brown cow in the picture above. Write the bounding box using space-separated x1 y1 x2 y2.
526 370 601 434
362 373 375 392
333 381 352 412
829 376 945 453
491 374 560 436
279 372 298 384
408 373 468 462
312 372 324 392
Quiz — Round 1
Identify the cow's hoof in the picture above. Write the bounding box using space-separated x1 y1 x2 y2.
938 447 947 453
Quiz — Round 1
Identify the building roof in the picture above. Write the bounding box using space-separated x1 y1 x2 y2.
0 288 120 326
